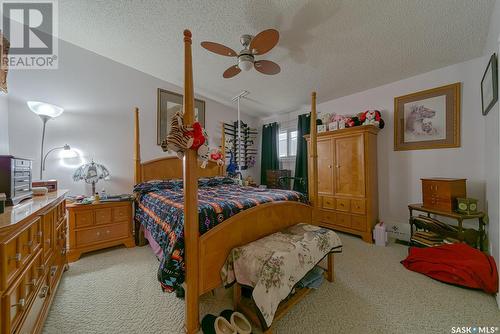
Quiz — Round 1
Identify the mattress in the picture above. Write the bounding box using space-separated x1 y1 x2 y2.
134 177 308 292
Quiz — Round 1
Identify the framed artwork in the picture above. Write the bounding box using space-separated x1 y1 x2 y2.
481 53 498 116
394 82 461 151
0 33 10 94
157 88 205 145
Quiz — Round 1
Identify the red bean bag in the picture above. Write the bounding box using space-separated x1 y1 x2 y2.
401 243 498 294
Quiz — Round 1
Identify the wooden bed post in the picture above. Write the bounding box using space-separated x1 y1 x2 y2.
182 29 200 334
134 107 142 185
309 92 319 222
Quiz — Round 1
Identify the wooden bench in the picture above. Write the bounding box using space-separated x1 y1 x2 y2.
233 252 335 333
220 223 341 334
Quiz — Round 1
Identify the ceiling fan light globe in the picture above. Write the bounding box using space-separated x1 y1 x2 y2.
238 59 253 71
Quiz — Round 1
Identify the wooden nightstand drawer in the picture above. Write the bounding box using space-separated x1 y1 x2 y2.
95 208 112 225
335 198 350 212
75 211 94 228
75 223 129 248
67 200 135 262
112 206 130 222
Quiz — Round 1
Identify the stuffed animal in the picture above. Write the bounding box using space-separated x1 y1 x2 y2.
226 151 238 176
186 122 206 150
360 110 384 128
345 116 362 128
198 129 210 168
209 148 225 166
161 111 194 159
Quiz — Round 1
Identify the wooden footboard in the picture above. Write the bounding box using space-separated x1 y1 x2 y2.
198 201 312 295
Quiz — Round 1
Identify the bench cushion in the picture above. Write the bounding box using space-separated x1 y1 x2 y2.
221 223 342 327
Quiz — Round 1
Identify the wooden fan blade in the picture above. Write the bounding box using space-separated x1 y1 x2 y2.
223 65 241 78
254 60 280 75
250 29 279 55
201 41 237 57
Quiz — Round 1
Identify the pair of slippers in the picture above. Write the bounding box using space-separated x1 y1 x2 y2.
201 309 252 334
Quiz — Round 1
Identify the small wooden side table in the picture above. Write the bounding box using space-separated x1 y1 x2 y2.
67 200 135 262
408 203 486 251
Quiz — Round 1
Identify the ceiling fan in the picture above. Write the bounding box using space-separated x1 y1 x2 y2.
201 29 281 78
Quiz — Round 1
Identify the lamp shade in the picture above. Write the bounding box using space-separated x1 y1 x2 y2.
27 101 64 118
73 161 110 185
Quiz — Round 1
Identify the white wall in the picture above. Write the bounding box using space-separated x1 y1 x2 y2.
0 94 9 155
308 57 487 231
483 0 500 304
7 40 260 195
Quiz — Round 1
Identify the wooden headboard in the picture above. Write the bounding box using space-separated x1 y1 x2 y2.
133 108 224 184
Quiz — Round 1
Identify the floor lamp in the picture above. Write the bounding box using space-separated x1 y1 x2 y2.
27 101 65 180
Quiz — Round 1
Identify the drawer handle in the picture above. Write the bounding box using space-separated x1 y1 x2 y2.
9 253 22 262
45 238 51 244
50 266 57 276
106 230 110 234
38 264 45 272
11 298 25 309
39 286 48 298
61 249 66 255
96 232 101 236
25 240 33 248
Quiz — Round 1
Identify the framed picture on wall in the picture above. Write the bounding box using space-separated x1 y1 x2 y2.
394 82 461 151
481 53 498 116
157 88 206 145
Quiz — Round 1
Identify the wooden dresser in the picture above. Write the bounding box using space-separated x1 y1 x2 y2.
306 125 379 242
67 201 134 262
0 190 68 334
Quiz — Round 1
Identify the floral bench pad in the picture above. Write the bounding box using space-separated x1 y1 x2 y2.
221 223 342 327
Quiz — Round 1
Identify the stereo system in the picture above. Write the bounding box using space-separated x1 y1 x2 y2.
0 155 33 206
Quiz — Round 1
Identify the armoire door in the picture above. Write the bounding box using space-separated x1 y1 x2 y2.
334 134 365 197
317 138 334 195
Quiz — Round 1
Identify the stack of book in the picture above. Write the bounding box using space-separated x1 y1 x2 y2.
410 231 444 247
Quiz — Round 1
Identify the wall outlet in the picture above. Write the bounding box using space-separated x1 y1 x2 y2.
384 221 411 241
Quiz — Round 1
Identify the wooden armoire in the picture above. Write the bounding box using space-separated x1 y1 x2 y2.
306 125 379 242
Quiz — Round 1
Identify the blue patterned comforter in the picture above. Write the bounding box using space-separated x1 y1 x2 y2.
134 177 308 292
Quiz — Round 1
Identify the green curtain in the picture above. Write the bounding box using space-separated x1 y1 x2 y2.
260 122 279 185
293 113 311 193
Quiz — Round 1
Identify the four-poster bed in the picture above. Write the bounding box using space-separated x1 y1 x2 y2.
133 30 320 333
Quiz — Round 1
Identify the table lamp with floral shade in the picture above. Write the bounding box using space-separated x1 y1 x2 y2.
73 161 110 195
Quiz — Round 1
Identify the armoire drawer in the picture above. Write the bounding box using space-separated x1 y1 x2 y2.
335 212 351 228
321 197 335 210
335 198 350 212
318 210 336 225
351 215 367 232
16 272 50 334
351 199 366 214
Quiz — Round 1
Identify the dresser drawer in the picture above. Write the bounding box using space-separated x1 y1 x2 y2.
75 211 94 228
75 223 129 247
335 198 350 212
335 212 351 228
1 225 34 291
42 211 54 260
95 208 112 225
112 206 130 223
351 199 366 214
2 250 42 334
351 215 366 231
16 272 50 334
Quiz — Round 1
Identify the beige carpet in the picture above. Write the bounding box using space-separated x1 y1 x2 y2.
43 234 500 334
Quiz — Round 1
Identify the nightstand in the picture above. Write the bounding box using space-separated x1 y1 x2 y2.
67 200 135 262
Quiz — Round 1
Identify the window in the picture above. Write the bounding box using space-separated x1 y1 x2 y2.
279 129 298 158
